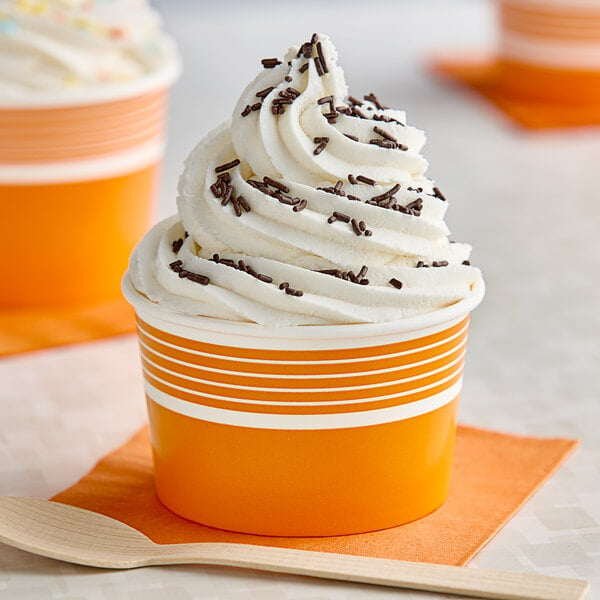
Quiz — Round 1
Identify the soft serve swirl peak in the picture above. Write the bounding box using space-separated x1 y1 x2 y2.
129 33 482 325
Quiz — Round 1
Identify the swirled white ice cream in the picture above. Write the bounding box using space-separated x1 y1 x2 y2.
128 33 482 326
0 0 177 95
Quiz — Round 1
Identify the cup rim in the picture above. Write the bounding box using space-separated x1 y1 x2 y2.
122 273 485 340
0 58 181 110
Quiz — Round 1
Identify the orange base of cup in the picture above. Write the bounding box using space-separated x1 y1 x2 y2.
0 164 158 308
147 397 459 537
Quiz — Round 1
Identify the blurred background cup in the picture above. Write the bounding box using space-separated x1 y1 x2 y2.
0 1 179 309
0 68 178 308
496 0 600 104
123 276 484 537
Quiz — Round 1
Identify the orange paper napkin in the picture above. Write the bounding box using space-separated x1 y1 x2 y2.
430 54 600 130
0 298 136 357
51 424 577 566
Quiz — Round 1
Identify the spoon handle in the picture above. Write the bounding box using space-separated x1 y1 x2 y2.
161 543 589 600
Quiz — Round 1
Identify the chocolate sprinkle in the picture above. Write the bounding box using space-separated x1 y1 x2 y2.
389 278 403 289
432 260 449 267
316 41 328 74
263 176 289 193
172 238 183 253
292 198 307 212
261 58 281 68
313 136 329 155
255 86 275 99
275 194 299 206
246 179 267 191
299 62 309 73
344 134 359 142
314 54 324 76
333 211 350 222
373 125 397 143
462 260 471 266
350 106 368 119
230 196 242 217
278 281 303 297
370 183 401 203
238 196 251 212
432 186 447 201
318 95 334 105
185 272 210 285
406 198 423 216
364 92 388 110
254 273 271 284
215 159 240 173
356 175 375 185
299 41 313 58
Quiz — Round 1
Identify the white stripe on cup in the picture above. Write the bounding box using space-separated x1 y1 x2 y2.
0 140 164 184
136 319 469 365
138 331 467 378
141 348 466 394
500 32 600 69
145 378 462 430
142 362 464 407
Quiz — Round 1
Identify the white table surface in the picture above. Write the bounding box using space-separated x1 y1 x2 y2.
1 1 599 598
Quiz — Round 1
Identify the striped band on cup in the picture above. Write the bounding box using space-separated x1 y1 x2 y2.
499 0 600 69
138 316 469 429
0 89 167 164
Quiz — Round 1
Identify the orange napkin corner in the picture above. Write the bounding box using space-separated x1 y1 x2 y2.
51 424 577 566
429 53 600 130
0 297 136 357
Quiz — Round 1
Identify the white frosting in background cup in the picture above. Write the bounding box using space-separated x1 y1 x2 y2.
0 0 179 105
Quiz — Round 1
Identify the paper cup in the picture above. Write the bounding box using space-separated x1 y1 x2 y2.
0 65 179 307
123 277 484 536
496 0 600 104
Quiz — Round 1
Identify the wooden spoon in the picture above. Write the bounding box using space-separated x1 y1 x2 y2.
0 497 588 600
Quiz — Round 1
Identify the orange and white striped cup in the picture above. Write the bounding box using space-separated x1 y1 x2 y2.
497 0 600 104
123 277 485 536
0 65 179 308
